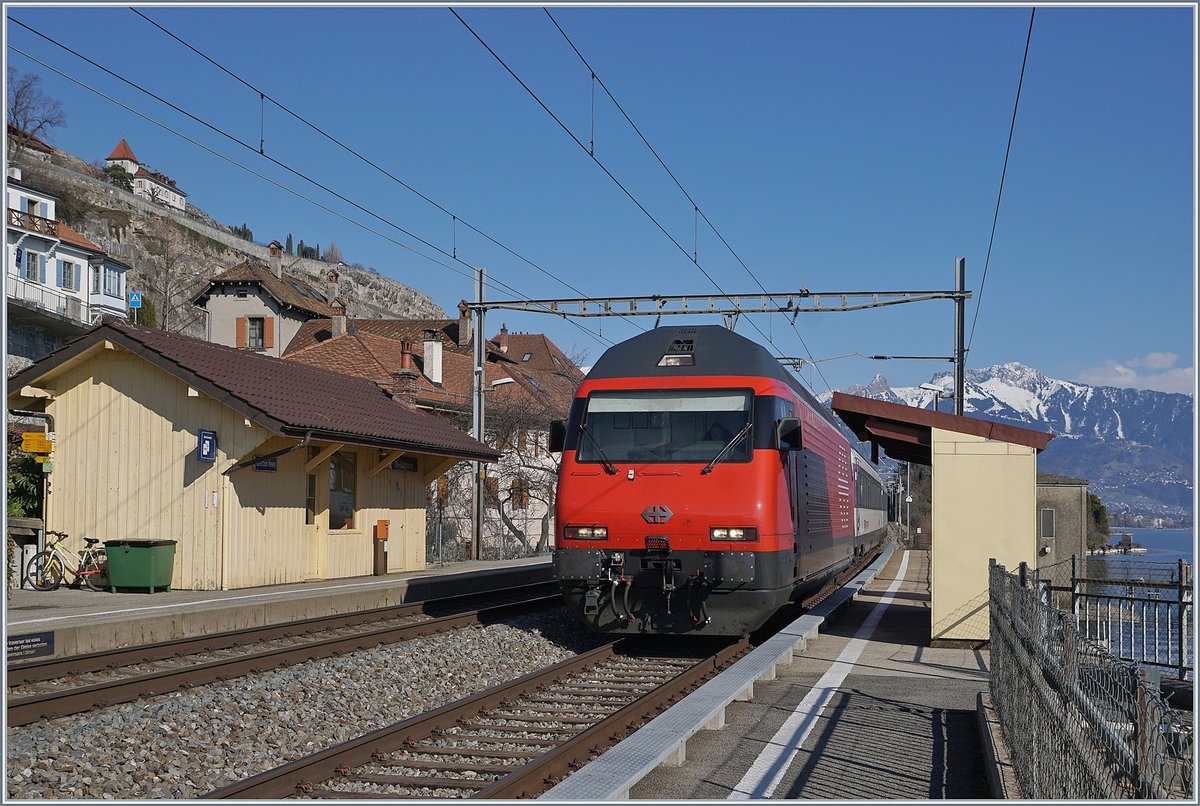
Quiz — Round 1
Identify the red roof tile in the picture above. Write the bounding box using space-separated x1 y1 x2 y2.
284 317 497 358
107 138 137 162
285 331 532 413
55 221 103 253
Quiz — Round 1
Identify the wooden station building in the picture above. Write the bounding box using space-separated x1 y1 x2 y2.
6 321 498 590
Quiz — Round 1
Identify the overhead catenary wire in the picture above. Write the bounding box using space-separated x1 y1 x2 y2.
542 7 834 394
5 21 617 349
968 7 1036 352
128 7 630 325
453 8 835 392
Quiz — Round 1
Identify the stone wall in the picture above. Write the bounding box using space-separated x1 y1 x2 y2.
14 157 448 322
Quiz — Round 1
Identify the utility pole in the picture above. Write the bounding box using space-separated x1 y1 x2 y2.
954 257 966 416
472 267 486 561
905 463 912 545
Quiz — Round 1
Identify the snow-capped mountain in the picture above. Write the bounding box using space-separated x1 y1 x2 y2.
823 362 1194 523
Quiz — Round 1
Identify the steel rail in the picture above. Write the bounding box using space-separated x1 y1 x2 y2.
7 593 560 727
7 581 558 685
202 642 622 798
475 639 747 798
203 639 746 799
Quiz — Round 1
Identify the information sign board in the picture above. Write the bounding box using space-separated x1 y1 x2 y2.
21 432 52 453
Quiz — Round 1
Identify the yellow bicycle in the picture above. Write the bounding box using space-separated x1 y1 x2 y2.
24 531 109 592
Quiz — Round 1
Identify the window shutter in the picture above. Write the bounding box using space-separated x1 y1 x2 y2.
75 264 82 292
39 202 48 218
263 316 275 349
235 316 247 348
38 254 46 284
56 259 63 287
19 196 27 213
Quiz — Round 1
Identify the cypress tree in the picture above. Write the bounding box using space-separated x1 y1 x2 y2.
285 233 293 254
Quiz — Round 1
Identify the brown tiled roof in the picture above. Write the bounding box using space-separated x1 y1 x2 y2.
7 322 499 462
192 260 343 318
55 221 103 253
107 138 137 162
284 317 503 358
285 331 531 414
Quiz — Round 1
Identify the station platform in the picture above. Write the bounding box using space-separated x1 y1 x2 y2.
4 555 553 662
545 547 1008 800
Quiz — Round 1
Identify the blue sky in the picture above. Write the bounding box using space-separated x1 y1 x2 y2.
5 3 1195 395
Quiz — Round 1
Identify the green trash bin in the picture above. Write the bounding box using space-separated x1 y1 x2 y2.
105 540 177 593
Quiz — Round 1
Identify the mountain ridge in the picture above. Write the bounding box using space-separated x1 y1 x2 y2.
823 362 1194 525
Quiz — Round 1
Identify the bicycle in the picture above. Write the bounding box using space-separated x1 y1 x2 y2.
24 531 109 592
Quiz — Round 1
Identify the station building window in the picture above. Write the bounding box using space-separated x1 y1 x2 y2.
329 451 357 529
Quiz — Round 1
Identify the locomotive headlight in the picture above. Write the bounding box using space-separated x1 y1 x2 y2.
710 527 757 541
564 525 608 540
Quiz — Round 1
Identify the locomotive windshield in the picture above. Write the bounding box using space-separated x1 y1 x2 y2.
578 389 752 464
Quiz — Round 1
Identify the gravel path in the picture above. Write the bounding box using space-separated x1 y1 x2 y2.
5 609 607 799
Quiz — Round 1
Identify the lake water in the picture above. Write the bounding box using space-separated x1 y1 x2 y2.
1096 528 1194 568
1084 528 1194 678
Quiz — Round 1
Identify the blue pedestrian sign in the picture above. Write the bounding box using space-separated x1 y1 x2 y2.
197 429 217 462
128 291 142 309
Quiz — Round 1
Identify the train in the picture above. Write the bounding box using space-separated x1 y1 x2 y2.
549 324 887 636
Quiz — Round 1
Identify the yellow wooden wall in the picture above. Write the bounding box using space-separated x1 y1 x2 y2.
37 347 442 590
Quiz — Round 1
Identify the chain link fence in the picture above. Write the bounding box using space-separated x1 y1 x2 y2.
990 560 1193 799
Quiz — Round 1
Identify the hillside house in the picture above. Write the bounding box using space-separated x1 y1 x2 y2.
105 139 187 213
283 318 583 557
6 321 498 590
191 241 344 358
6 167 129 364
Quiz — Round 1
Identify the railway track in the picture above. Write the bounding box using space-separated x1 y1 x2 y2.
6 583 560 727
204 638 747 799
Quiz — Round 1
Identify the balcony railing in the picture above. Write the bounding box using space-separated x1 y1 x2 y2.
7 274 93 325
7 207 57 238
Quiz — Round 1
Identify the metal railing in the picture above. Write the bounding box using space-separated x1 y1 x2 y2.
1039 556 1193 680
990 560 1193 799
6 274 91 324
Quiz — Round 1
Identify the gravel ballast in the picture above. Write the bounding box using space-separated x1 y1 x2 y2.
5 609 606 799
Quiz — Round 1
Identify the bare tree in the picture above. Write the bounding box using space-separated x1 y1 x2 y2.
6 69 65 160
139 219 206 335
322 241 343 264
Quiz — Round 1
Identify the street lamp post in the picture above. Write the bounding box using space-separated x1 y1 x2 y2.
920 382 947 412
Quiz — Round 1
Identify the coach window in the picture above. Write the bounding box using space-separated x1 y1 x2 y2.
329 451 357 529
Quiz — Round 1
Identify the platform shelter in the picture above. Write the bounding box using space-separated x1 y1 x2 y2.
831 393 1053 645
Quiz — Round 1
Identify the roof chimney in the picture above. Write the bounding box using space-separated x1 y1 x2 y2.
390 341 419 404
268 240 283 278
331 311 347 337
422 330 443 386
498 323 510 354
325 268 340 304
457 300 472 349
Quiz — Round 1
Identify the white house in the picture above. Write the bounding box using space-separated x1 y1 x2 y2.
5 167 128 329
105 139 187 214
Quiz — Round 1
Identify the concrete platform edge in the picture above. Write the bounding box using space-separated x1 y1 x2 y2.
7 560 553 661
978 691 1022 799
540 544 897 801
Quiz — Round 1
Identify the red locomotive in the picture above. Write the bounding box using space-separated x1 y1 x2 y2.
550 325 886 635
